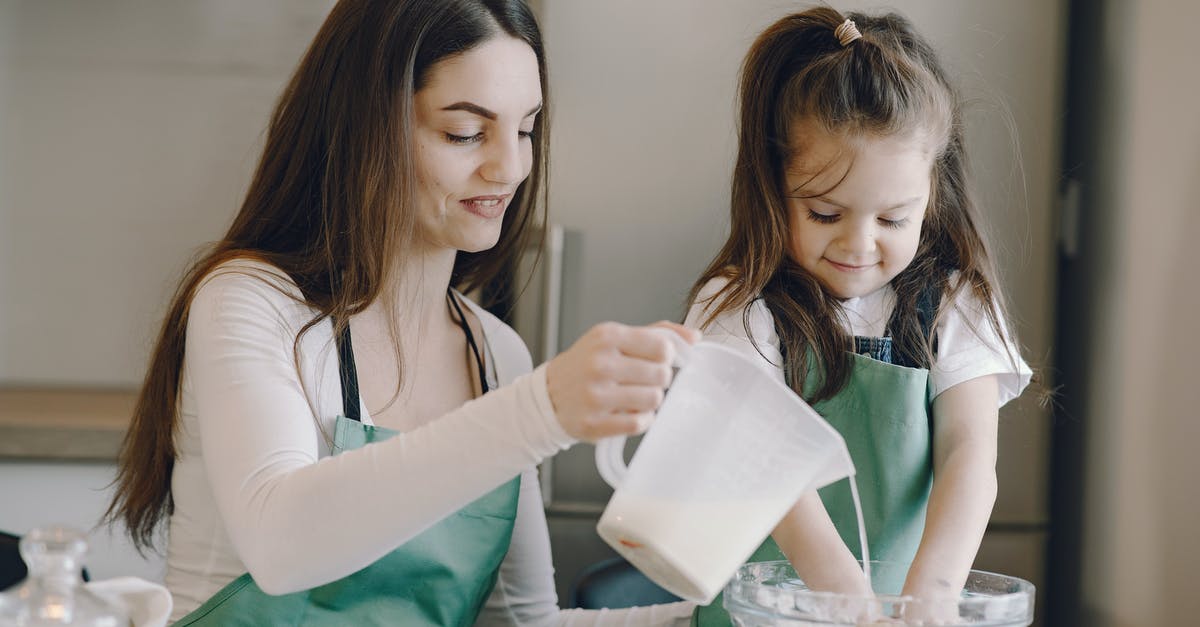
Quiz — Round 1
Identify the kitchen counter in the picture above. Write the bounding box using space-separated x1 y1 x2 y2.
0 388 136 461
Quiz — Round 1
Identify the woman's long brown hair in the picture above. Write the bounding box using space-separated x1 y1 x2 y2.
105 0 551 552
689 7 1016 402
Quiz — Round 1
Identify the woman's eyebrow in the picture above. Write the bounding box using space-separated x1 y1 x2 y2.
441 101 543 120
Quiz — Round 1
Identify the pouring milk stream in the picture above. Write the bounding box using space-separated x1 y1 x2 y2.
594 330 870 604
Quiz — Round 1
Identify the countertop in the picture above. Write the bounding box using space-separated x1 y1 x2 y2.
0 388 137 461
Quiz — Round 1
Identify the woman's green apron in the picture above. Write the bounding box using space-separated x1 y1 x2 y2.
177 291 519 627
693 289 938 625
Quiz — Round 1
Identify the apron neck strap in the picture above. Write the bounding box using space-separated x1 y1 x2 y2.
333 289 489 424
887 281 942 369
447 289 490 396
335 318 361 422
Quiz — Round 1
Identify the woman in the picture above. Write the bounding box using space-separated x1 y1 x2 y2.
104 0 696 624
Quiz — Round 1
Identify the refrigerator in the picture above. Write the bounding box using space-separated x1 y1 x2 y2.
511 2 1068 622
1047 0 1200 624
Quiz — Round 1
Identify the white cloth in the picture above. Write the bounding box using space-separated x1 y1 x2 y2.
84 577 172 627
167 260 694 625
684 276 1031 405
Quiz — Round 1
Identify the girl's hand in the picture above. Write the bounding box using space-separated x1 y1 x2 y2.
849 594 959 626
899 584 962 625
545 321 700 442
826 594 898 625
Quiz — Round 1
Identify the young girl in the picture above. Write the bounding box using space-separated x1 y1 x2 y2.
103 1 697 624
684 8 1031 624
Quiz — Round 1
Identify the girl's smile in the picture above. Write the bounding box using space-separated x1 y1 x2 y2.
823 258 878 273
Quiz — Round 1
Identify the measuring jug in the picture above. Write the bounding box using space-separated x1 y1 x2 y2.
595 333 856 604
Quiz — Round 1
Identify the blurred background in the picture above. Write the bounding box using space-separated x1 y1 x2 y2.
0 1 1196 625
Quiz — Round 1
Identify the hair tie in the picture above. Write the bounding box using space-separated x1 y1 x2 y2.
834 19 862 46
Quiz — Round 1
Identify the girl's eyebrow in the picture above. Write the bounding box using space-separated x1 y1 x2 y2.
441 101 543 120
811 194 924 212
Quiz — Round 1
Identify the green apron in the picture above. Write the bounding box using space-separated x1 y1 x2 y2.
693 337 934 625
177 291 520 626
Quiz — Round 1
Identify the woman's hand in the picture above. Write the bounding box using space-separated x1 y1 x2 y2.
545 321 700 442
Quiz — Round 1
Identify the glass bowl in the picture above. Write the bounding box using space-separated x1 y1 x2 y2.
724 560 1034 626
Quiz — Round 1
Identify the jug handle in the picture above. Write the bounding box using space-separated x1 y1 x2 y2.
594 328 694 488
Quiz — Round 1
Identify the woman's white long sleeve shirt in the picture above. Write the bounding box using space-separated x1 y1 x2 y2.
165 261 693 625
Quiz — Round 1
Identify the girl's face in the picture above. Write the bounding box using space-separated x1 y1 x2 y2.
412 35 542 253
783 129 935 300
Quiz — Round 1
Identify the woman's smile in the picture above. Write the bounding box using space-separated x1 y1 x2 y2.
461 193 510 219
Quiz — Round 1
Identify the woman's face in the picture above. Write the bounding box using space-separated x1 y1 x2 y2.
783 128 935 300
412 35 542 253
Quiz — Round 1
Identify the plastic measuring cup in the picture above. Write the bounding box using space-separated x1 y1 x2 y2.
594 332 856 603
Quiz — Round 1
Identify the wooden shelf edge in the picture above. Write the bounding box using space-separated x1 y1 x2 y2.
0 387 137 461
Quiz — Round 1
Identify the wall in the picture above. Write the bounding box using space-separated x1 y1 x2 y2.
0 0 1078 615
0 0 333 587
0 0 334 386
540 0 1063 360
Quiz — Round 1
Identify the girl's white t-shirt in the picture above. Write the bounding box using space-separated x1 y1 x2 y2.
684 276 1031 405
166 260 694 625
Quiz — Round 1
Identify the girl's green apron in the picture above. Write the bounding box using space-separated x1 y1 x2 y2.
177 291 520 627
693 289 938 626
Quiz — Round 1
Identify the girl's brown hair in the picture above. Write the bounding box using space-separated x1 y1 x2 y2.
105 0 550 552
689 7 1014 402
